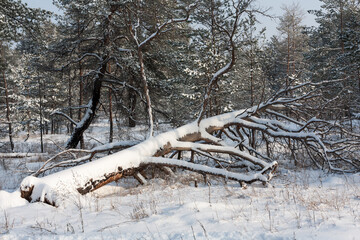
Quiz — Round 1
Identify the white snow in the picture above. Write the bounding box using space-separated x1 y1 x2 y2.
1 116 360 239
146 157 268 182
20 108 280 205
0 190 28 210
1 171 360 239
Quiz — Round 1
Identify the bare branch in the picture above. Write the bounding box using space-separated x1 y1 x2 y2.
51 110 78 126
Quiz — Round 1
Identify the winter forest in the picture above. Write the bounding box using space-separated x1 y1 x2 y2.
0 0 360 239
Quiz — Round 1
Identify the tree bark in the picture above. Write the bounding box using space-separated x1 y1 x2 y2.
107 62 113 143
38 78 44 153
128 86 137 127
78 61 85 149
2 66 14 152
77 18 85 149
68 71 73 134
286 25 291 94
65 61 106 149
109 88 113 143
1 43 14 152
137 49 154 137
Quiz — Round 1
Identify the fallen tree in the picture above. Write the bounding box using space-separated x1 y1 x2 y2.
19 79 360 205
18 0 360 205
20 105 278 205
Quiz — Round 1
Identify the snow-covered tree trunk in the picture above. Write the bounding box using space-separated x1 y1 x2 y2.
137 49 154 138
20 105 281 205
20 78 360 206
65 62 105 149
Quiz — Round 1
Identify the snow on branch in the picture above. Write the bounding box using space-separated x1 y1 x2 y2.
20 106 275 205
51 110 78 126
32 140 141 177
143 157 277 183
130 3 196 49
197 0 248 123
20 79 359 205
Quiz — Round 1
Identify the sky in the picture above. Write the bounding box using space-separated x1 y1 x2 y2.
256 0 323 37
22 0 60 14
22 0 323 38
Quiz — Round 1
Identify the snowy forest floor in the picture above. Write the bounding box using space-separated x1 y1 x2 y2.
0 121 360 239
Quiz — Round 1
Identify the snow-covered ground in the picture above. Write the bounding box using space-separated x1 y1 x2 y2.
1 169 359 239
1 120 359 239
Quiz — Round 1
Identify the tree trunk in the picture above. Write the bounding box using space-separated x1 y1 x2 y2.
286 26 291 94
38 78 44 153
358 69 360 93
68 71 73 134
109 88 113 143
137 49 154 137
78 61 85 149
292 19 296 75
65 61 106 149
2 65 14 152
340 2 344 54
128 86 137 127
108 63 113 143
250 51 254 106
1 43 14 152
21 104 283 204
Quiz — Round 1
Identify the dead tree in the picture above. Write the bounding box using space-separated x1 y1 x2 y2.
20 78 360 205
20 104 279 205
19 1 359 205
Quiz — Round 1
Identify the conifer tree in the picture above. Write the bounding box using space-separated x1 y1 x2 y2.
0 0 50 151
307 0 360 119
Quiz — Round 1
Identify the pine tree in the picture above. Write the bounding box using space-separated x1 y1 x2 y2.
0 0 50 152
307 0 360 119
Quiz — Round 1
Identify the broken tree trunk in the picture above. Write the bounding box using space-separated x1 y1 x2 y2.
20 80 360 205
20 105 280 205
